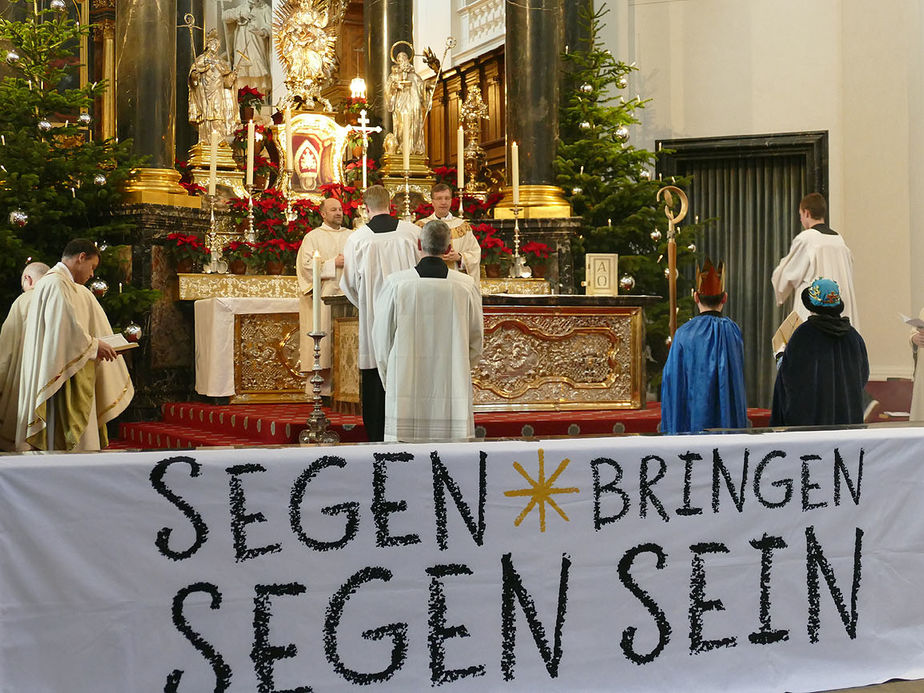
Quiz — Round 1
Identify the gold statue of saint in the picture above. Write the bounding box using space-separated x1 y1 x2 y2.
188 29 240 142
385 48 427 156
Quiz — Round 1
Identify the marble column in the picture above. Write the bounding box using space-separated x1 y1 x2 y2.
116 0 193 203
501 0 570 218
364 0 413 158
175 0 203 163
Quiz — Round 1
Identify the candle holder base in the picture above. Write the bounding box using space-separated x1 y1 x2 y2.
299 331 340 445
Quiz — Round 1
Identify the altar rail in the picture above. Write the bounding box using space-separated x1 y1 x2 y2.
1 428 922 692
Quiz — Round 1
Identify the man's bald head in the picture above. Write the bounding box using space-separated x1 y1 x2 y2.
21 261 50 292
319 197 344 229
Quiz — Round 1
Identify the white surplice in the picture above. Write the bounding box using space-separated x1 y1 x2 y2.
16 263 133 451
340 219 420 370
0 290 33 451
770 228 859 330
295 223 354 374
373 268 484 442
416 212 482 285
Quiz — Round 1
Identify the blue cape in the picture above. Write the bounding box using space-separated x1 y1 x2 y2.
660 313 748 434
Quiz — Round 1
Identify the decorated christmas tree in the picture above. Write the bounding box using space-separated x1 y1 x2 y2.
0 0 154 326
556 5 705 386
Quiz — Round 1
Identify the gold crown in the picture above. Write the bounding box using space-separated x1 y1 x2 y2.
695 257 726 295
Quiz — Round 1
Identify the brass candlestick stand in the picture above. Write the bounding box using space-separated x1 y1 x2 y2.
402 169 412 221
244 183 256 244
299 331 340 445
202 193 227 274
509 204 530 278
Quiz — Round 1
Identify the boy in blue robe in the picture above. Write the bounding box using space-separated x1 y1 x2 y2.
770 277 868 427
660 258 748 434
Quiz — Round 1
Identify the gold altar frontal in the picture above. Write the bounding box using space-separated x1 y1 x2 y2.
178 273 299 300
324 294 657 414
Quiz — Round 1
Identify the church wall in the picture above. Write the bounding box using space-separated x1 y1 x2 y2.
609 0 924 381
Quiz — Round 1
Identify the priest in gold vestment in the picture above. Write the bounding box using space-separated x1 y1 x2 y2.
415 183 481 286
0 262 50 451
296 197 354 392
16 240 133 451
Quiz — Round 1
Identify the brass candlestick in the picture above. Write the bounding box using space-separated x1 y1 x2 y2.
299 331 340 445
202 193 225 274
509 204 530 278
245 183 256 245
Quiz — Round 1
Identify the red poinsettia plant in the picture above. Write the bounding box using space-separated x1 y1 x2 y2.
237 86 264 109
472 223 512 265
520 241 552 268
165 232 210 264
221 240 254 264
342 95 368 115
250 238 301 270
319 182 363 226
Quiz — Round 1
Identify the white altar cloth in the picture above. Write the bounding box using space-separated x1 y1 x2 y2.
194 297 300 397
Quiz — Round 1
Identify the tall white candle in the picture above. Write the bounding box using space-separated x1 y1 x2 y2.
457 126 465 191
511 141 520 206
245 120 255 187
284 107 294 172
207 131 218 196
312 250 321 333
402 126 410 173
362 150 368 190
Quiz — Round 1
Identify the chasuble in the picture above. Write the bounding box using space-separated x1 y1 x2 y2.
16 263 133 451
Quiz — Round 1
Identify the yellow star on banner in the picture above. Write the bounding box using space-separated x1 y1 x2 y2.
504 449 579 532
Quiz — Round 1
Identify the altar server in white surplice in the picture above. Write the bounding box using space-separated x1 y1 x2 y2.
373 219 484 442
340 185 419 442
415 182 481 286
17 239 133 451
296 197 354 393
771 192 859 330
0 262 49 450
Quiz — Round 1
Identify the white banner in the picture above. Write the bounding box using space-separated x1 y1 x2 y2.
2 428 924 692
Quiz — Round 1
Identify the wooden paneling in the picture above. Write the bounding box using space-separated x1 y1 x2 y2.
426 46 506 177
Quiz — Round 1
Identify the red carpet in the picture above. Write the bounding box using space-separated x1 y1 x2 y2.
114 401 772 450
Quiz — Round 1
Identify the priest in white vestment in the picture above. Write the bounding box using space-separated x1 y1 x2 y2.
373 219 484 442
340 185 419 441
296 197 354 393
416 182 481 286
16 239 133 451
0 262 50 451
771 192 859 330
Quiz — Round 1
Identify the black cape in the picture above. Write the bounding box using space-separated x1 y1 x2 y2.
770 315 869 427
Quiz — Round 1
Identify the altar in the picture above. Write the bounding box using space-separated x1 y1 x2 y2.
325 294 657 413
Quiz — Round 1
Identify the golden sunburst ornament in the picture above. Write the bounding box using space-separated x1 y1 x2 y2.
504 449 579 532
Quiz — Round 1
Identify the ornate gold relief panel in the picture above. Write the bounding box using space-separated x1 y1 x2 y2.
234 312 305 400
472 307 644 411
332 316 360 404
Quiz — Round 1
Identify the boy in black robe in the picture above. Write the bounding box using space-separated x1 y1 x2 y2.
770 277 868 427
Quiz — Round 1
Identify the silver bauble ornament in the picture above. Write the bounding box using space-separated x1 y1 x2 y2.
639 169 651 181
93 173 107 186
665 335 673 347
615 125 630 142
89 279 108 298
37 119 52 133
580 83 593 94
572 186 582 195
50 0 66 11
619 274 636 292
124 322 143 343
579 121 592 130
77 112 92 126
687 243 696 253
5 50 20 65
616 76 629 89
8 209 28 227
650 229 662 242
664 267 672 278
98 242 109 252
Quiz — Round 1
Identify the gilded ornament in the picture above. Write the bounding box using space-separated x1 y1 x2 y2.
9 209 28 227
273 0 349 110
650 229 662 242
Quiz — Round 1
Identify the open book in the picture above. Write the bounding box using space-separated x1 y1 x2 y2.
99 333 139 353
900 313 924 329
771 310 803 356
